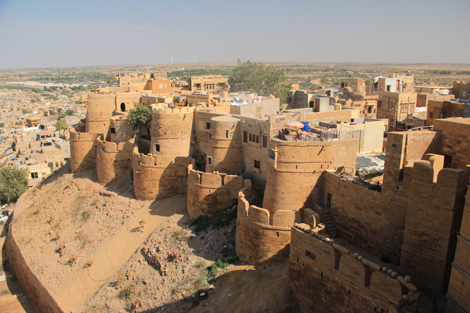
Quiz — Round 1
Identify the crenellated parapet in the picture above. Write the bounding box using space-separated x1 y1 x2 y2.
236 192 306 265
288 225 420 313
400 157 469 295
132 147 193 200
70 128 102 173
149 106 194 156
187 164 250 217
96 137 135 185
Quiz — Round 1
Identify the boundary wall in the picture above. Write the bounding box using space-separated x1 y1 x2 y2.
235 192 302 265
5 225 63 313
287 226 419 313
96 137 134 185
447 177 470 313
187 164 251 217
70 129 101 173
132 147 193 200
400 160 468 295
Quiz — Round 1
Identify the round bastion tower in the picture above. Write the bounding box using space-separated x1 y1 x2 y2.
86 93 116 135
149 107 194 156
205 116 244 175
236 136 358 265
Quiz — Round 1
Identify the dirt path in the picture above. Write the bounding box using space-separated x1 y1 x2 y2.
55 195 187 312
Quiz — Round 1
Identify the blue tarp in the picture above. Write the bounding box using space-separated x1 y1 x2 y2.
300 122 309 132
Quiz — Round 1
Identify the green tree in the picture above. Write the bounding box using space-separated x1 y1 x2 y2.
128 103 152 130
54 120 67 131
228 60 290 103
0 167 29 202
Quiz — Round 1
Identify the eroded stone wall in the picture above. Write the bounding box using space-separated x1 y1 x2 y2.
96 138 134 185
187 164 250 217
132 148 193 200
70 129 101 173
287 227 419 313
400 161 468 295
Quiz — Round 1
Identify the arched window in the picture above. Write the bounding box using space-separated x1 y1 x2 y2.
120 103 126 112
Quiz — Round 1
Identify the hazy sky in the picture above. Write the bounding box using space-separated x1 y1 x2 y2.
0 0 469 69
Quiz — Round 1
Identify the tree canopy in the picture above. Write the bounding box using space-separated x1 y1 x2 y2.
0 166 29 202
228 60 290 103
128 103 152 130
54 120 67 131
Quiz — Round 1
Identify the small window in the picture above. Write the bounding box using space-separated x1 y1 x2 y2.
254 159 261 169
243 131 247 143
226 130 229 138
207 157 212 165
206 123 211 130
120 103 126 112
429 112 434 118
268 149 275 160
256 135 259 143
110 128 116 134
263 135 267 148
368 106 372 113
155 144 160 152
249 134 252 142
31 172 38 179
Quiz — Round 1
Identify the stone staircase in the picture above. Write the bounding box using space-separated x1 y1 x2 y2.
322 208 338 238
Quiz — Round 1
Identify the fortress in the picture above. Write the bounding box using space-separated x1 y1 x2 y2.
16 73 470 312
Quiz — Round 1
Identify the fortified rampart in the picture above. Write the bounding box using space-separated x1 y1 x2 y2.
434 118 470 170
187 164 251 217
6 218 63 313
235 192 301 265
70 129 102 173
400 160 468 295
149 106 194 156
206 116 244 175
96 138 134 185
86 93 116 135
288 226 419 313
320 171 408 264
447 177 470 313
132 147 193 200
262 137 358 215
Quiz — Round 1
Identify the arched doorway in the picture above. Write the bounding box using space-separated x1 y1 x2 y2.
120 103 126 112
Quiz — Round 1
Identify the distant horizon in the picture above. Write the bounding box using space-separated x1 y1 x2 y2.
1 0 469 69
2 61 470 72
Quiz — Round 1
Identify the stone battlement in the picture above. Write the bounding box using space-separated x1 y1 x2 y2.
289 226 420 312
132 147 192 168
187 164 244 189
70 129 102 141
238 192 298 228
96 137 134 153
412 160 468 191
152 106 195 114
187 164 250 217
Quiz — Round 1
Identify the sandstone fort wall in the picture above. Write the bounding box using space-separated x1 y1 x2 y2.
6 225 63 313
187 164 250 217
434 118 470 170
287 227 419 313
86 93 116 135
447 181 470 313
235 192 302 265
400 161 468 295
149 106 194 156
132 148 193 200
321 171 407 263
205 116 244 175
70 129 101 173
96 138 134 185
